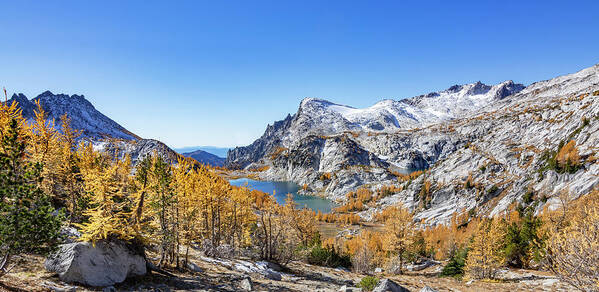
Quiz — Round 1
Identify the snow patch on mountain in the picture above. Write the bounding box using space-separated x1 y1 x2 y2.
293 80 524 139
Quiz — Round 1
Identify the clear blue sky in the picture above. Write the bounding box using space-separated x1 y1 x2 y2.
1 0 598 148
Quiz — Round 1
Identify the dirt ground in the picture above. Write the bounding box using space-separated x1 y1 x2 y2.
0 251 574 292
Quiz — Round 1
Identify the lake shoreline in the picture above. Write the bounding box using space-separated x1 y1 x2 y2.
229 178 336 213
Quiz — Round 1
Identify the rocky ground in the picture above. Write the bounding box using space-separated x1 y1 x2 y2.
0 250 574 292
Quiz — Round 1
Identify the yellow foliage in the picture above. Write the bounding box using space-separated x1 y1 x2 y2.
269 146 287 159
544 188 599 291
282 194 318 246
392 169 424 181
464 218 506 280
76 148 135 243
249 165 270 172
382 204 416 274
319 172 332 181
422 210 480 260
556 140 580 168
334 188 372 213
315 211 360 225
343 230 386 267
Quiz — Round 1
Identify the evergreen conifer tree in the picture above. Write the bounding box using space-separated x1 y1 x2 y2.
0 118 63 275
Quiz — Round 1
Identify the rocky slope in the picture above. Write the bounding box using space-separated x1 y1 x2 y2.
9 91 182 165
227 64 599 224
182 149 226 167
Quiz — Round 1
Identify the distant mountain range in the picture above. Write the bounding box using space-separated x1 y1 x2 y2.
174 146 230 158
180 150 225 167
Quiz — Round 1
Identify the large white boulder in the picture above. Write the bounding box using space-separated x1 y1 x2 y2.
45 240 147 287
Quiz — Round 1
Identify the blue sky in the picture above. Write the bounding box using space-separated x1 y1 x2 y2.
1 0 598 148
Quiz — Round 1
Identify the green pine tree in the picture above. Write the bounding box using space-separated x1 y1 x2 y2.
0 119 64 275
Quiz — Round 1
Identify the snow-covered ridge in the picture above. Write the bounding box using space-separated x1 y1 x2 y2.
227 80 525 168
295 80 525 136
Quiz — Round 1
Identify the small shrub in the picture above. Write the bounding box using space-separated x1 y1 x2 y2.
319 172 332 181
468 208 477 218
488 185 499 195
307 244 351 269
465 173 474 189
357 276 379 291
582 117 590 126
556 140 580 173
522 190 534 205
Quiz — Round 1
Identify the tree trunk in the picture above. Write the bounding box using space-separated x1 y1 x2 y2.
399 253 403 275
185 246 190 266
0 252 12 277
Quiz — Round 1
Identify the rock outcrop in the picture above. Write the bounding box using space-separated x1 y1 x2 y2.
45 240 147 287
227 114 294 169
373 279 410 292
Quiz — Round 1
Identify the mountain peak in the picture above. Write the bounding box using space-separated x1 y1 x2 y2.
300 97 336 107
11 91 138 141
10 93 29 104
37 90 54 98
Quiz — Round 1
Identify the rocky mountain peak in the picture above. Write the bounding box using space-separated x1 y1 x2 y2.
8 91 138 141
37 90 54 98
10 93 29 103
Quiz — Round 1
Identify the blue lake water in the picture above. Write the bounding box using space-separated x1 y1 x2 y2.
229 178 335 213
